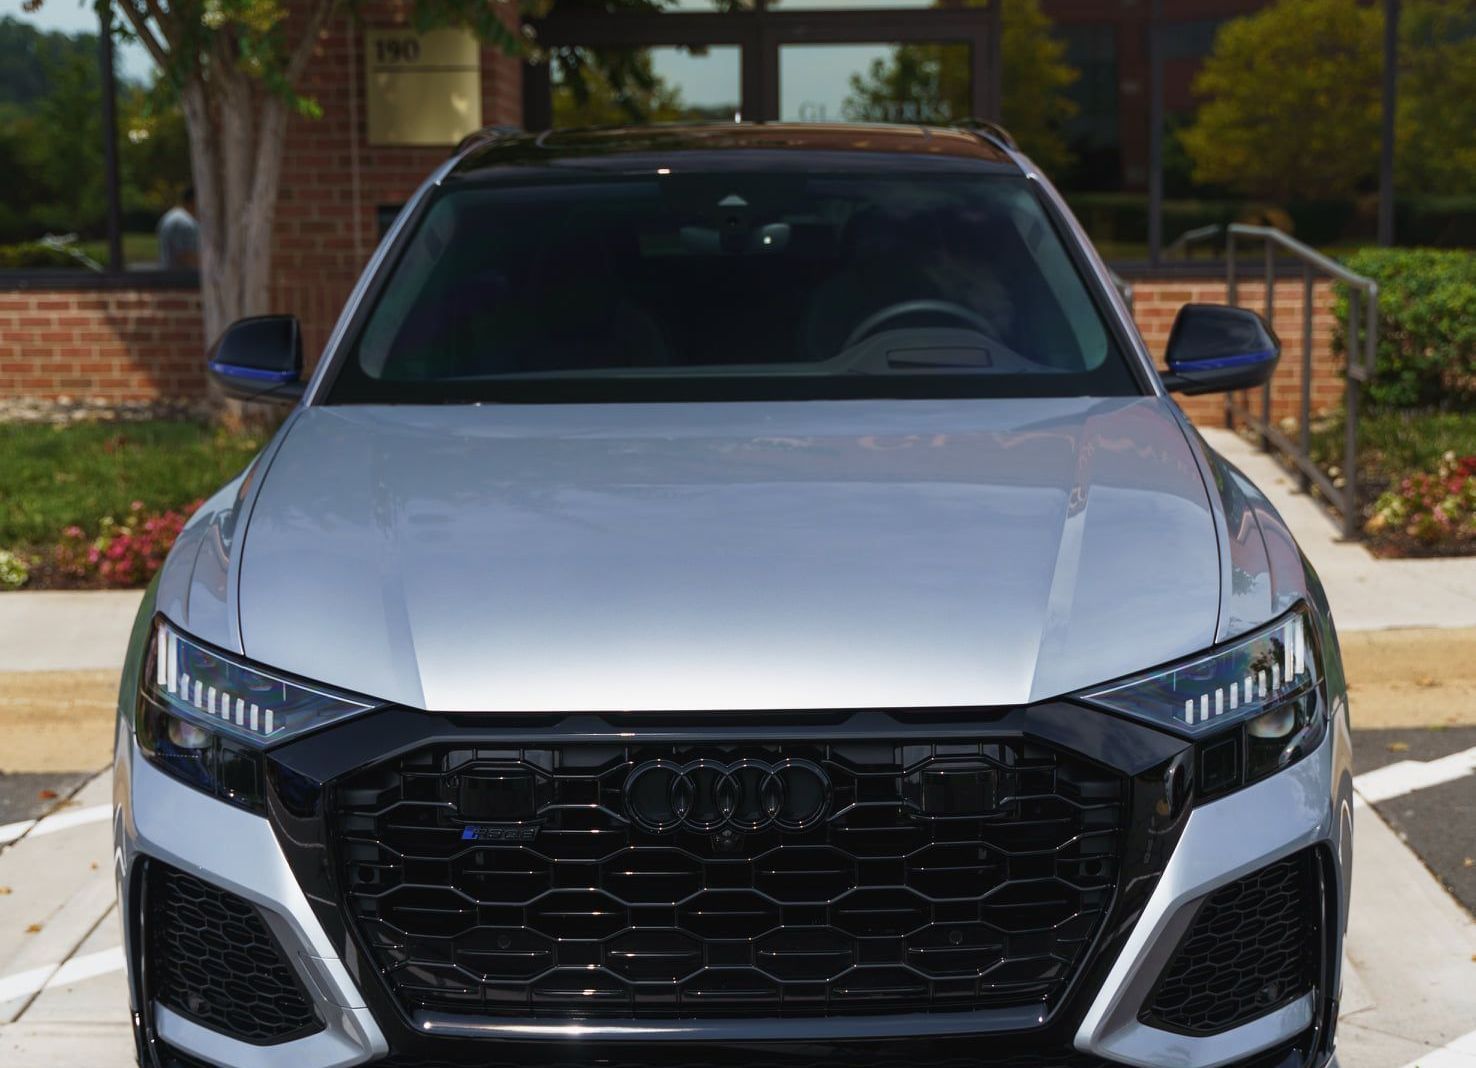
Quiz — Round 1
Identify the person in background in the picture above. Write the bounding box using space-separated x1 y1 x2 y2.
157 186 199 270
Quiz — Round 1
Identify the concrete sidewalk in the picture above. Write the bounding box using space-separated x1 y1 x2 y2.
0 591 143 673
1202 428 1476 632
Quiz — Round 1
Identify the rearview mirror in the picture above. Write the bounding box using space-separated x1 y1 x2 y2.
206 315 304 405
1160 304 1279 396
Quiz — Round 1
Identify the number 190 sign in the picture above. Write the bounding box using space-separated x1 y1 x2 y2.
365 28 481 147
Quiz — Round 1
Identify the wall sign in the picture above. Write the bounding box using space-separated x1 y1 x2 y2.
366 28 481 146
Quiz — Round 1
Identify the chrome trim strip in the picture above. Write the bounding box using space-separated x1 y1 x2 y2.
413 1004 1048 1042
1074 729 1337 1068
122 746 387 1068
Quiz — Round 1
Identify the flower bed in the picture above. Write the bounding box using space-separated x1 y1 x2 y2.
1366 453 1476 556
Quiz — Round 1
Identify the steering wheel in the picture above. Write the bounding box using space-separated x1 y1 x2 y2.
842 299 1000 351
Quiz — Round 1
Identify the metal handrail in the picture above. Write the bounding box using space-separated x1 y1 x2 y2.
1171 223 1379 540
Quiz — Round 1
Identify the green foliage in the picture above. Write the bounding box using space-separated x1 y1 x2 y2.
0 240 88 269
1181 0 1476 204
1335 248 1476 409
1178 0 1382 203
0 17 189 247
1397 0 1476 196
0 421 263 547
551 48 706 126
841 0 1078 173
997 0 1078 174
0 15 95 108
0 547 29 590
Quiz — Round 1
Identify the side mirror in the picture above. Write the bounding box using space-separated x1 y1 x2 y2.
1160 304 1280 396
206 315 304 405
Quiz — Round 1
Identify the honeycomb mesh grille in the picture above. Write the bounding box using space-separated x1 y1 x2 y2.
148 861 322 1044
333 738 1125 1021
1146 849 1321 1034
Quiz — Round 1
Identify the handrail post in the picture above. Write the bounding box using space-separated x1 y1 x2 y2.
1343 290 1361 541
1260 239 1274 451
1225 229 1238 429
1299 265 1313 492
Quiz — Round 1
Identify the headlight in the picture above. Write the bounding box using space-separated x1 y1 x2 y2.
136 618 372 811
1078 606 1325 798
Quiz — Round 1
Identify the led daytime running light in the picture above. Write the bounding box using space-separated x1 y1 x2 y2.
150 621 371 746
1179 615 1310 728
1080 608 1320 738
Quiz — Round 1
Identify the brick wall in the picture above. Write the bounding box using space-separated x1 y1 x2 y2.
1131 278 1345 426
0 288 204 401
0 278 1346 419
269 4 523 364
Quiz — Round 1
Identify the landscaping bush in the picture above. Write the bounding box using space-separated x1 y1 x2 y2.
53 499 201 589
1367 453 1476 548
0 548 28 590
1336 248 1476 409
0 238 86 269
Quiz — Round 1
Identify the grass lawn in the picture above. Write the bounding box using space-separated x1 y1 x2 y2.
0 420 266 548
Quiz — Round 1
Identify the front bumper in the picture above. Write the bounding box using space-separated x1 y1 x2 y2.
115 706 1351 1068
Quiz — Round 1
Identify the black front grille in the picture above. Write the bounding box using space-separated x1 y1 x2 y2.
1146 849 1322 1034
148 862 322 1044
333 737 1124 1021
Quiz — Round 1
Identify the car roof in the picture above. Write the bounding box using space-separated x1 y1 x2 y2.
448 122 1021 180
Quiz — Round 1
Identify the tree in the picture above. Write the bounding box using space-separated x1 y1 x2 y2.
1179 0 1476 204
1397 0 1476 196
17 0 527 361
842 0 1079 174
1178 0 1383 203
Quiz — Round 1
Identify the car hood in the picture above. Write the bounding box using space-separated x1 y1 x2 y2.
235 398 1222 712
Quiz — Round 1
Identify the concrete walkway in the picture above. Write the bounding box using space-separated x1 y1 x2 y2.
0 591 143 673
1202 428 1476 632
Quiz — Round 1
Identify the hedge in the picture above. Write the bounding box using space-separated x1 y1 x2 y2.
1336 249 1476 410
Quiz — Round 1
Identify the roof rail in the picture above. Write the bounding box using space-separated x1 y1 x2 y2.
451 124 524 157
957 119 1018 151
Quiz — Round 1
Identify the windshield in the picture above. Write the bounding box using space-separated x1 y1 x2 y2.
327 168 1139 404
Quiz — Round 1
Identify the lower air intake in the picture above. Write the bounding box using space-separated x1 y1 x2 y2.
1146 849 1322 1034
148 861 322 1044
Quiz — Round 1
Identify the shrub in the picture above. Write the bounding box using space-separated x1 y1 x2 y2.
0 548 28 590
1337 248 1476 410
53 499 201 589
1367 452 1476 544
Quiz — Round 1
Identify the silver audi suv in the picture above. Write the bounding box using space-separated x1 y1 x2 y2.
114 124 1353 1068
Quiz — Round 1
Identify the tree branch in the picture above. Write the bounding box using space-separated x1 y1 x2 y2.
114 0 171 69
286 0 339 86
136 0 177 50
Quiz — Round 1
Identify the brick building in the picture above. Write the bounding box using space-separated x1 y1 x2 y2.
1 0 1339 422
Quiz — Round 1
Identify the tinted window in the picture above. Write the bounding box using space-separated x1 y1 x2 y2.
329 169 1138 404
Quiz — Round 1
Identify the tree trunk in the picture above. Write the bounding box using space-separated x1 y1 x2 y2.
180 71 290 424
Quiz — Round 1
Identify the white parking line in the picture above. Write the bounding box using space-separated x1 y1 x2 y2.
0 820 35 847
1397 1027 1476 1068
26 805 112 838
0 804 112 851
0 946 125 1004
1354 745 1476 805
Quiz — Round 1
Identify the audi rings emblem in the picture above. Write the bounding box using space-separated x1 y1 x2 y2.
623 759 831 833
